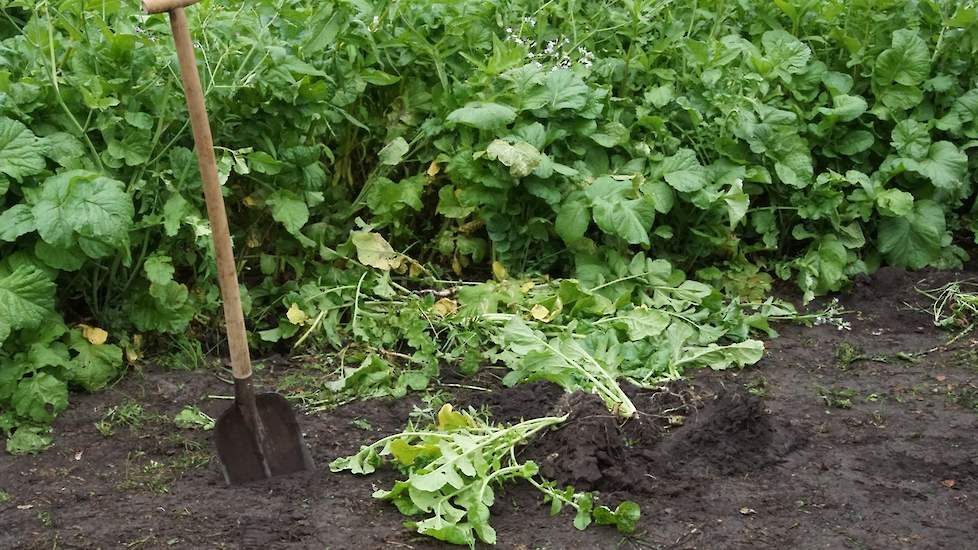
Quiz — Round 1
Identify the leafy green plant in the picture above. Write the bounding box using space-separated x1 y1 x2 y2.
173 406 215 431
330 404 639 547
5 0 978 453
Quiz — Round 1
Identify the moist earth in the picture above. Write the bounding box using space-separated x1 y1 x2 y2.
2 266 978 549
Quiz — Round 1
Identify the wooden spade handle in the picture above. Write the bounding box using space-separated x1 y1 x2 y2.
166 8 253 380
143 0 200 14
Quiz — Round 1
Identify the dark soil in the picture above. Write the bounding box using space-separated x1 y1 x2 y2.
2 266 978 549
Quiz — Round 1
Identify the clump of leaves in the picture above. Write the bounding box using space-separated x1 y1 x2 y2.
173 406 215 431
95 401 148 437
330 404 639 547
818 387 859 409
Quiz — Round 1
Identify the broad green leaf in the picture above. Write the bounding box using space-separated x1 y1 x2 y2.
6 426 54 455
525 70 589 112
266 190 309 235
173 406 215 430
586 177 654 245
143 254 175 285
836 131 874 155
674 340 765 370
41 133 86 167
613 307 670 341
818 94 867 121
0 117 45 181
760 30 811 81
891 119 930 159
555 198 590 244
0 205 35 242
247 151 284 175
903 141 968 191
879 84 923 111
878 200 946 268
31 170 133 251
485 139 542 177
876 189 914 217
658 149 707 192
0 265 55 345
875 29 930 86
590 122 630 147
67 330 122 392
436 186 474 219
12 372 68 423
447 102 517 130
352 231 402 270
936 88 978 137
378 137 410 166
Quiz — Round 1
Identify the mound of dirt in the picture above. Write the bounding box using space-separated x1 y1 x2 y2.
523 387 800 497
652 389 776 479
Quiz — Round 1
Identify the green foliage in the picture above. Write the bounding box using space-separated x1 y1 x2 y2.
330 404 638 547
4 0 978 452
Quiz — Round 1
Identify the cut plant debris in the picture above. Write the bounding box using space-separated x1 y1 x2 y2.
330 403 639 548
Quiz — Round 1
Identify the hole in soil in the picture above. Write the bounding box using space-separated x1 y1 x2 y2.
521 384 804 498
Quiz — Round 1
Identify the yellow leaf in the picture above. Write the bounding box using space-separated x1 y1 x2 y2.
125 335 142 363
520 281 535 293
452 255 463 275
409 261 424 278
79 324 108 345
433 298 458 317
286 303 309 325
351 231 403 271
243 195 261 207
436 404 473 430
426 160 441 177
492 261 508 281
530 304 550 321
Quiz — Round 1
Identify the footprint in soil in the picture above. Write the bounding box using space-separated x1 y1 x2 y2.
523 387 801 498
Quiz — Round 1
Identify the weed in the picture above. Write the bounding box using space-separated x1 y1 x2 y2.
0 489 10 504
351 418 374 431
835 341 865 368
95 401 149 437
37 510 53 528
745 376 769 397
817 387 859 409
947 387 978 412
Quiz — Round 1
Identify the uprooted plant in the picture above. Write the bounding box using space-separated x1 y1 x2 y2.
330 404 639 548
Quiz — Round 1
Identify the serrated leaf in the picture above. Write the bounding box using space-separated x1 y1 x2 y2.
876 189 914 217
878 199 946 269
67 330 122 392
0 205 35 242
0 265 55 346
143 254 175 285
12 373 68 423
903 141 968 191
891 119 931 159
0 117 45 181
761 30 811 81
31 170 133 251
6 426 54 455
266 190 309 235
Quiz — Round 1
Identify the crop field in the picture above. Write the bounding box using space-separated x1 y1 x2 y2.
1 0 977 548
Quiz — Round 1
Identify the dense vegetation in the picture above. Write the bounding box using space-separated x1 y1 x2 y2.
1 0 976 477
